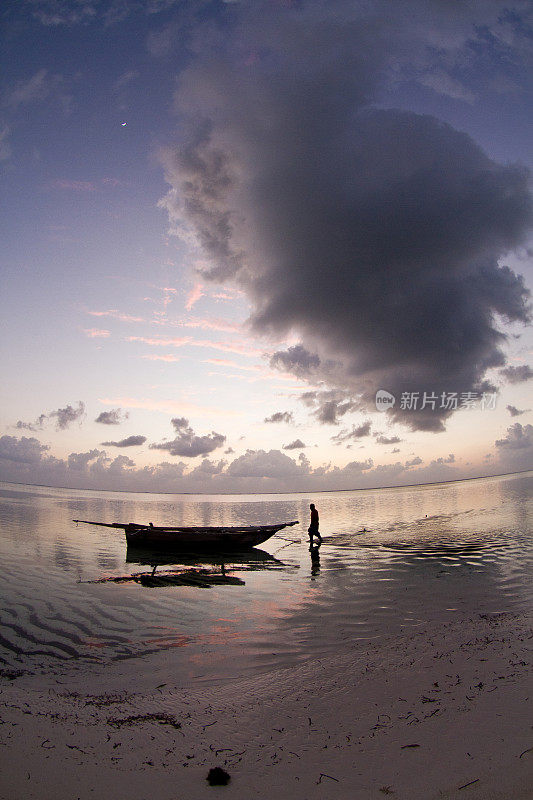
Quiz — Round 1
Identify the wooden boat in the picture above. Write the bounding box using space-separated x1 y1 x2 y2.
73 519 298 550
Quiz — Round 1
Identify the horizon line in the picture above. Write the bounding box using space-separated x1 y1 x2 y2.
1 468 531 499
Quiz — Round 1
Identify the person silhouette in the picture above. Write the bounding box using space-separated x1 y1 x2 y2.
308 503 322 545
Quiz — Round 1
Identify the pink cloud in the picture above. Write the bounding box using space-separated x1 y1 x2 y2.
127 335 191 347
212 289 244 301
127 334 262 357
202 358 262 372
186 282 205 311
83 328 110 338
198 339 262 357
180 317 242 333
98 396 236 417
89 309 144 323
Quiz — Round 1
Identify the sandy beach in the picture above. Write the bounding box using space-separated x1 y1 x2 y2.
1 610 531 800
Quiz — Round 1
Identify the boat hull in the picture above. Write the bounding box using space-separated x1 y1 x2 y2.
123 523 294 550
73 519 298 551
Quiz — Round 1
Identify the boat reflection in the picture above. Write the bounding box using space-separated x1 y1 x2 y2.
125 544 284 570
85 545 289 590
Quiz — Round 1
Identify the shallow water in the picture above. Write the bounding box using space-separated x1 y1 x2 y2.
0 472 531 685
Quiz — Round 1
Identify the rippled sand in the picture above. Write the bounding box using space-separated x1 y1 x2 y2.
1 611 531 799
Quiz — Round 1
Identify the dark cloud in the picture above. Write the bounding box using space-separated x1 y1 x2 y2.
171 417 189 431
506 405 529 417
150 418 226 457
14 402 85 432
264 411 294 424
375 434 402 445
51 402 85 430
269 347 321 380
160 1 532 434
299 391 360 425
283 439 306 450
95 408 129 425
499 365 533 384
405 456 423 467
100 435 147 448
332 421 372 445
15 414 47 432
495 423 533 450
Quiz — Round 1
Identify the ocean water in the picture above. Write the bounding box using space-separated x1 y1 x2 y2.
0 472 531 686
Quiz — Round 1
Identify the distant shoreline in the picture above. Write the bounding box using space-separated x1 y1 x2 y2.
1 467 531 498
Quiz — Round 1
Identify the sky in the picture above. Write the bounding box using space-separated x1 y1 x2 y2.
0 0 532 494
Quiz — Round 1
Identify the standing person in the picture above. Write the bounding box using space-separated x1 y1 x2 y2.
308 503 322 545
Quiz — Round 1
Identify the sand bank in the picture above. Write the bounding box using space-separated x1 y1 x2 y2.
0 611 531 800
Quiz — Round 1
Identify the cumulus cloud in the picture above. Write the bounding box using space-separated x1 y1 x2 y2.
150 417 226 457
100 435 147 447
506 405 529 417
494 423 533 470
495 423 533 450
15 402 85 432
95 408 129 425
15 414 47 432
499 365 533 384
264 411 294 424
226 449 304 480
51 402 85 430
375 434 402 445
405 456 423 467
433 453 455 464
0 435 50 463
331 421 372 445
0 435 500 493
159 0 532 434
300 391 360 425
283 439 306 450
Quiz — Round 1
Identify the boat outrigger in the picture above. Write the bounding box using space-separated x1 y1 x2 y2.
73 519 299 550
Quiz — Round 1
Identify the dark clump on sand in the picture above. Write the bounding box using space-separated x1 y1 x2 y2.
207 767 231 785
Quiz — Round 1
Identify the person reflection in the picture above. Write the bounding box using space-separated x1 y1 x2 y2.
309 541 321 576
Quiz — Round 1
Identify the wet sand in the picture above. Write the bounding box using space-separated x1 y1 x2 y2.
1 611 531 800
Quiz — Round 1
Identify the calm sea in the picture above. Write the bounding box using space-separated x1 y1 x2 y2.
0 472 531 686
